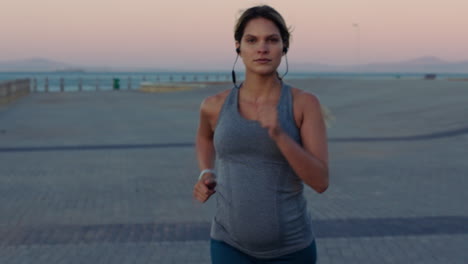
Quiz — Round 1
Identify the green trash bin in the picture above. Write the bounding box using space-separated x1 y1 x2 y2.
113 78 120 90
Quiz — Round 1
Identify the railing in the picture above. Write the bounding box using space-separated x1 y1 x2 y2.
29 74 232 93
0 79 30 105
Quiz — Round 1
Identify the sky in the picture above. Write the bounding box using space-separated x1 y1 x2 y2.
1 0 468 69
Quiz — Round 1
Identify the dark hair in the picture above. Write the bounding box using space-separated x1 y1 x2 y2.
234 5 290 50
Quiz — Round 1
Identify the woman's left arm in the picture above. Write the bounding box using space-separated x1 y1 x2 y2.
259 92 329 193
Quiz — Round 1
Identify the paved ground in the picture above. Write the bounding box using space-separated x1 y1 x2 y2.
0 79 467 263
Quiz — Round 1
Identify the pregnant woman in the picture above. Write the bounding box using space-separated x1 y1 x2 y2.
193 5 329 264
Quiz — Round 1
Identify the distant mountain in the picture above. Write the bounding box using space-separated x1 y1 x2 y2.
292 56 468 73
0 58 171 72
0 58 74 72
2 56 468 73
402 56 448 65
0 58 112 72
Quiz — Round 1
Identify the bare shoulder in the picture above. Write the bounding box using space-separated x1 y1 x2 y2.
289 87 321 127
199 89 231 130
290 87 321 109
200 89 231 115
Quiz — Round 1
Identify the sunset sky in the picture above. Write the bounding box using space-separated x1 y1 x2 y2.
1 0 467 69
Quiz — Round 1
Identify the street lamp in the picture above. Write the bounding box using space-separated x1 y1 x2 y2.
352 23 361 75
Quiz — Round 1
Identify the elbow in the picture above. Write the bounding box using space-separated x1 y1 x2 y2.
315 182 328 194
308 181 328 194
313 169 329 194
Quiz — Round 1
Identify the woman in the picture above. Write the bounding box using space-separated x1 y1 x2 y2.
193 5 328 264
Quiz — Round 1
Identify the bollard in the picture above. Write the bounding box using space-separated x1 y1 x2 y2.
6 82 11 98
113 78 120 90
25 79 30 94
33 78 37 92
78 78 83 91
45 77 49 92
60 78 64 92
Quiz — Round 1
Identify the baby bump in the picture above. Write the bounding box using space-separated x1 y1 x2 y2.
229 192 282 251
222 160 286 251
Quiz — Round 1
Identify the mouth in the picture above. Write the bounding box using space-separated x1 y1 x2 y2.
254 58 272 63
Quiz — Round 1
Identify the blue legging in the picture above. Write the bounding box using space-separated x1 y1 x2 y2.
210 239 317 264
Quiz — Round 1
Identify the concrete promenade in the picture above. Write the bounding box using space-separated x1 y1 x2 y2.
0 79 467 263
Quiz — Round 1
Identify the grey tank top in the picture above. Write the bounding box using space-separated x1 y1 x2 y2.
211 82 314 259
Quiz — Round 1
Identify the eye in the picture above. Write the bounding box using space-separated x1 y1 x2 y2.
269 38 280 43
246 38 256 43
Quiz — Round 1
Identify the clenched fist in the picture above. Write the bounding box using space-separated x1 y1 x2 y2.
193 173 217 203
257 104 284 140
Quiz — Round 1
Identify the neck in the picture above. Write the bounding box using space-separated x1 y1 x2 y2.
241 72 282 100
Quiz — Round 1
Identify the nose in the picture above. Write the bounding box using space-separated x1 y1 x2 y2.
257 41 269 54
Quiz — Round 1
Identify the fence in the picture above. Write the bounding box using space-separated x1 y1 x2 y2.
29 74 232 93
0 79 30 105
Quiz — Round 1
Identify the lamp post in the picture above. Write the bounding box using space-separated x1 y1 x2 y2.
352 23 361 76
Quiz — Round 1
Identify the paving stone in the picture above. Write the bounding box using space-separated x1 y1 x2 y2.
1 80 467 263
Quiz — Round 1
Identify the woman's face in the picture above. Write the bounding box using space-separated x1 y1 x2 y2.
236 17 285 77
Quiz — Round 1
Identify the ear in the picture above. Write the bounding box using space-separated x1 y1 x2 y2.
235 42 241 55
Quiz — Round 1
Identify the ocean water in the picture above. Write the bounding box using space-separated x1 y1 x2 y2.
1 71 467 92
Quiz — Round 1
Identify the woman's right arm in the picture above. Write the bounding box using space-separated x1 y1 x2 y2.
193 97 218 203
196 98 216 173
